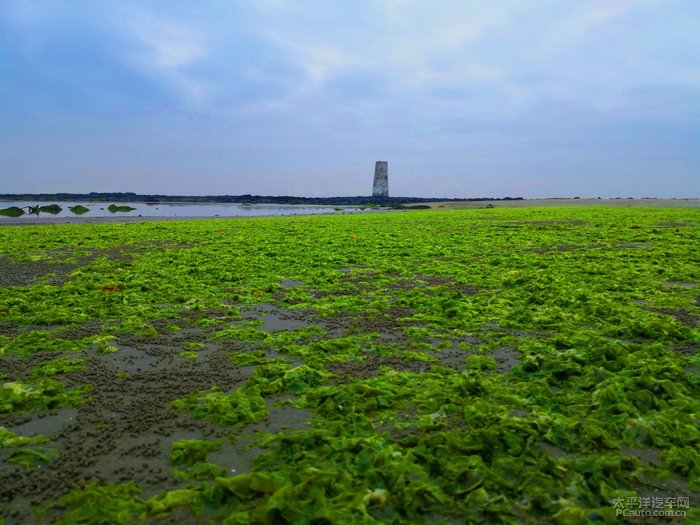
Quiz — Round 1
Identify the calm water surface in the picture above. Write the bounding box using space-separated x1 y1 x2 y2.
0 201 367 220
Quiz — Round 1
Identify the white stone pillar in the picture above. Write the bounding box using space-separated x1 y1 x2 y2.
372 161 389 197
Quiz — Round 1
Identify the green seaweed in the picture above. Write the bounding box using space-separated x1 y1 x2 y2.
172 385 268 427
0 427 48 447
7 446 59 468
171 438 223 466
0 206 25 217
0 381 90 413
0 206 697 522
39 204 62 214
68 205 90 215
0 428 59 470
0 331 94 358
107 204 137 213
57 482 148 525
31 357 86 378
147 489 201 516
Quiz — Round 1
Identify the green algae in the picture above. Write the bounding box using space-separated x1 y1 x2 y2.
7 446 59 468
1 427 57 469
31 357 86 378
0 331 94 358
0 206 25 217
68 205 90 215
172 385 269 428
0 380 90 413
57 482 148 525
170 439 226 481
107 204 136 213
171 439 223 466
0 427 48 448
0 206 698 523
38 205 62 215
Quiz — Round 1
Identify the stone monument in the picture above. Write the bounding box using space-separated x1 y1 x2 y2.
372 161 389 197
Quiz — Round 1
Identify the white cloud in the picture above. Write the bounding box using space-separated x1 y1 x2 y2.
577 0 642 34
284 40 356 84
124 10 212 103
136 23 203 69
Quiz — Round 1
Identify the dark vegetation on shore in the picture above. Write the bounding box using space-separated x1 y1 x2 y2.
0 192 524 206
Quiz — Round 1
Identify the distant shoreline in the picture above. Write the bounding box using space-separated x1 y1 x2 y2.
1 193 697 207
1 197 697 226
0 192 524 206
0 202 397 226
419 197 700 209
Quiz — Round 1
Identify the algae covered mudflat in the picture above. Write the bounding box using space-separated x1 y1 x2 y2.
0 206 698 524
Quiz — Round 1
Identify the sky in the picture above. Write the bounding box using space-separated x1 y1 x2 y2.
1 0 699 198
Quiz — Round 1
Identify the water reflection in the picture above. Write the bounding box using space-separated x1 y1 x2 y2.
0 201 366 220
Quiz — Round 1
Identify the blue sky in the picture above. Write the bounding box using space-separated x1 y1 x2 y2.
1 0 698 198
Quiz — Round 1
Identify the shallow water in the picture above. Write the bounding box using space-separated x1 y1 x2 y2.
0 201 366 221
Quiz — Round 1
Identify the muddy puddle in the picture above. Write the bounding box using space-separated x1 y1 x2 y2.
622 448 700 505
490 346 521 373
279 280 304 289
621 447 663 467
0 255 80 287
424 344 519 373
615 242 654 249
7 408 78 439
209 400 313 476
99 345 171 373
242 303 313 333
663 281 697 289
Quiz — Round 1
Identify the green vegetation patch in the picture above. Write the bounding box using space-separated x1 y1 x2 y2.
0 427 57 469
1 206 698 523
31 357 86 378
0 380 90 413
68 205 90 215
172 385 268 428
57 481 149 525
171 438 223 466
0 331 95 358
0 206 25 217
107 204 136 213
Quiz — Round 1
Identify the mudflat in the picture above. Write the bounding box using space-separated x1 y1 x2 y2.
425 197 700 209
1 206 698 523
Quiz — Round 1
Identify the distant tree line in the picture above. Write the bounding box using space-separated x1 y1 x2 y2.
0 192 524 206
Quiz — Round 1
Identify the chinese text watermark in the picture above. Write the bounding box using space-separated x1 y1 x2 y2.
612 496 688 518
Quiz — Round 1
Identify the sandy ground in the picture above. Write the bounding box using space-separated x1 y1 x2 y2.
421 197 700 209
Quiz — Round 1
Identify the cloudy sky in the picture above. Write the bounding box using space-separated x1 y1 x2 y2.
1 0 698 198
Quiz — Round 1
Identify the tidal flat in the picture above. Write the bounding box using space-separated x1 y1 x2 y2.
0 206 698 524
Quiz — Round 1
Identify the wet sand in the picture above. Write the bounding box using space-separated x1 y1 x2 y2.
423 197 700 209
